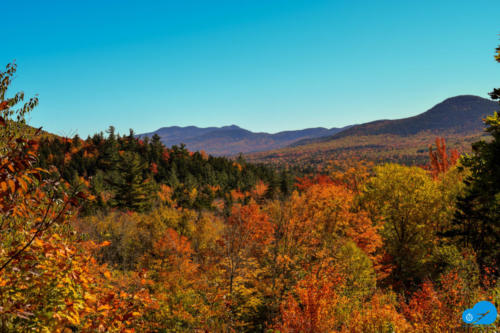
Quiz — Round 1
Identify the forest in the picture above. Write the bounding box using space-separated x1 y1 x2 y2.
0 44 499 332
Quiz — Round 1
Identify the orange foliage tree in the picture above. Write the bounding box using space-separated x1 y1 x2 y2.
139 228 219 331
0 63 155 331
217 202 275 330
428 137 459 179
276 264 344 333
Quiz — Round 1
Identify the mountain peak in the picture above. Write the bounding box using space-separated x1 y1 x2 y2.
221 125 242 130
441 94 487 102
308 95 497 142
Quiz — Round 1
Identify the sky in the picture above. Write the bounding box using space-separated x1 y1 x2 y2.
2 0 500 137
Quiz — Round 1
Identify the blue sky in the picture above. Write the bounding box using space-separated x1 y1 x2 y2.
2 0 500 137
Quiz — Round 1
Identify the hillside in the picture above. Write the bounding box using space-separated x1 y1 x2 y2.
247 95 498 169
138 125 348 156
293 95 497 147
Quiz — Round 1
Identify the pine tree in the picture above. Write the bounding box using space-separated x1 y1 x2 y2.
447 42 500 272
111 151 153 212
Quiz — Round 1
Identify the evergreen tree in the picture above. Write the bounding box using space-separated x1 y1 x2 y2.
447 43 500 272
110 151 154 212
449 113 500 270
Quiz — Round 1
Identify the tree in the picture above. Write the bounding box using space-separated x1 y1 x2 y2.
218 202 274 330
448 112 500 271
139 228 214 331
489 43 500 100
363 164 443 288
0 63 81 274
276 264 343 333
446 41 500 273
0 63 38 148
0 63 158 331
109 151 154 212
428 137 459 179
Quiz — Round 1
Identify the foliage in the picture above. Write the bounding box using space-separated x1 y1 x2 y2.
37 130 295 213
362 163 465 289
3 42 500 332
446 44 500 274
428 137 459 179
0 63 156 332
246 130 486 171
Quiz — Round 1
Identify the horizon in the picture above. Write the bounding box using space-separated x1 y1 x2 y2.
2 1 500 137
119 94 496 137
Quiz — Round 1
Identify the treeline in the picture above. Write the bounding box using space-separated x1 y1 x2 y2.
36 128 296 213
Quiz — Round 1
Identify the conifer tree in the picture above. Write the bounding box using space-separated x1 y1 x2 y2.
447 42 500 272
111 151 153 212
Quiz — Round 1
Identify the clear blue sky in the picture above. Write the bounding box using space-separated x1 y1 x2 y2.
2 0 500 137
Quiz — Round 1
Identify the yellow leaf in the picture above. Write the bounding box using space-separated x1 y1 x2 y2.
97 304 112 312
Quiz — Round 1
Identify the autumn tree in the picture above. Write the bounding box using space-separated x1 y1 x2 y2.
428 137 459 179
0 63 38 147
276 264 344 333
139 228 217 331
363 164 451 288
267 181 382 329
0 63 157 331
218 202 275 330
0 62 79 275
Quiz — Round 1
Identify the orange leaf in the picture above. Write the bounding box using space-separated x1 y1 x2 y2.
7 179 15 192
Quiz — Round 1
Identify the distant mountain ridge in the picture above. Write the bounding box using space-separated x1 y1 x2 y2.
138 125 348 156
292 95 497 147
246 95 499 168
139 95 497 157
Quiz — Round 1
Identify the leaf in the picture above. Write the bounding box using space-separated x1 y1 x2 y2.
18 178 27 192
7 179 15 193
97 304 112 312
0 101 8 112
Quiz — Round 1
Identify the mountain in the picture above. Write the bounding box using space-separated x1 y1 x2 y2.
138 125 348 156
292 95 497 147
139 95 497 161
247 95 498 168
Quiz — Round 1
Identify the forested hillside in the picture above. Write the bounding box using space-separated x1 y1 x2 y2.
0 41 499 332
247 131 487 169
37 129 296 213
294 95 497 146
248 95 497 169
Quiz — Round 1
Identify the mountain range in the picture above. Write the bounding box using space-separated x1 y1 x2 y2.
246 95 498 168
138 95 498 159
138 125 349 156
